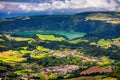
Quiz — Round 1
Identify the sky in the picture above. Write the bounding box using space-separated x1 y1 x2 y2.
0 0 120 18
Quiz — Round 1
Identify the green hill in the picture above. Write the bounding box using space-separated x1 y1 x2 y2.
0 11 120 38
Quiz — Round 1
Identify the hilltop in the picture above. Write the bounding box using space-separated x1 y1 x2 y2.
0 11 120 38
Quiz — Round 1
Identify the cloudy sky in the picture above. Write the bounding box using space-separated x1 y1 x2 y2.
0 0 120 18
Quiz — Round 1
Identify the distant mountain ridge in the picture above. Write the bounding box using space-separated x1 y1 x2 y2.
0 11 120 38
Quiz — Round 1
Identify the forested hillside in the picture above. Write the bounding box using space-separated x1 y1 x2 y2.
0 11 120 38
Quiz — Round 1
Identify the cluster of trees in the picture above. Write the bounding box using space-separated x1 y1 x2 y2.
28 56 93 67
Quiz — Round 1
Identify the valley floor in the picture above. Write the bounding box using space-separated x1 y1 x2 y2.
0 33 120 80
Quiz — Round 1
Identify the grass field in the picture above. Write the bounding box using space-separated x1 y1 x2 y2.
86 13 120 24
69 38 89 44
5 34 34 41
0 50 26 63
36 34 65 41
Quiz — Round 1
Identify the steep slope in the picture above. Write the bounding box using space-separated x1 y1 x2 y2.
0 11 120 38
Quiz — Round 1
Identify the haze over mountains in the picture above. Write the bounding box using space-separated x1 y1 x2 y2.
0 0 120 18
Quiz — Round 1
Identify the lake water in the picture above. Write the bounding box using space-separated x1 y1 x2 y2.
13 31 86 39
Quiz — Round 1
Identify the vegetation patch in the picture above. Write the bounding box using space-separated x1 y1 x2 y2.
36 34 65 41
86 13 120 24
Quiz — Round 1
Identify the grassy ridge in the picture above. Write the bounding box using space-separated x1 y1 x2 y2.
86 13 120 24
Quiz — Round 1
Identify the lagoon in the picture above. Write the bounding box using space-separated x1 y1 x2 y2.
13 31 86 39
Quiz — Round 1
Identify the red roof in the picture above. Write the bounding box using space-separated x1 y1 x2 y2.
114 41 120 46
80 66 112 75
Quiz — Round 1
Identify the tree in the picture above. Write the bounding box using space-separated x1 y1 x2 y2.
49 73 57 80
35 74 45 80
111 66 120 79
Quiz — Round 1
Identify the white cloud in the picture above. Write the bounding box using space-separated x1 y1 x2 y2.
85 0 118 10
19 3 51 12
0 4 5 10
35 3 51 11
51 1 70 9
66 0 119 10
0 0 120 14
19 4 32 12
